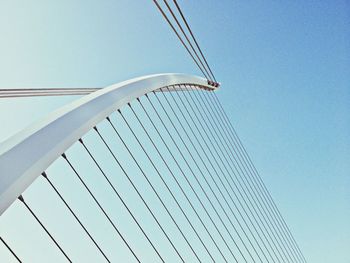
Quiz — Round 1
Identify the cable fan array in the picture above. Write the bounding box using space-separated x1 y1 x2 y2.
152 0 218 85
1 84 306 262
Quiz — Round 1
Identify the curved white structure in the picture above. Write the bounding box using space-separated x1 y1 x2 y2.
0 73 218 215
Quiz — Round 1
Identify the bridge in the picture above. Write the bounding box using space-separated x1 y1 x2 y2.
0 1 307 262
0 73 305 262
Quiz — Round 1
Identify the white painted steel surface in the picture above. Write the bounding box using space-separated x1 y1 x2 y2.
0 73 217 215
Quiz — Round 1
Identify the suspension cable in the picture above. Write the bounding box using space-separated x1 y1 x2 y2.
197 89 300 263
209 92 307 262
0 88 101 98
61 153 141 262
0 236 22 262
131 100 232 262
174 86 287 262
152 0 209 80
162 87 278 262
41 172 111 262
171 86 272 260
78 137 165 262
212 91 306 262
18 195 72 262
116 109 203 262
182 85 293 263
209 91 306 262
172 0 217 82
141 95 260 262
184 85 293 261
153 89 271 262
93 124 184 262
128 103 220 262
154 89 269 262
104 119 192 262
161 0 212 80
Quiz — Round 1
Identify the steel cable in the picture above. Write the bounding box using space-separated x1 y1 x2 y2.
116 109 204 262
61 153 141 263
209 92 307 263
129 102 223 262
0 236 22 262
163 87 279 262
78 139 165 262
93 125 184 262
184 85 294 263
42 172 111 262
154 89 273 262
161 0 212 80
174 86 285 262
18 195 72 262
149 92 268 262
152 0 210 80
143 94 263 262
106 115 201 262
144 94 266 261
197 90 300 263
134 98 243 262
172 0 217 82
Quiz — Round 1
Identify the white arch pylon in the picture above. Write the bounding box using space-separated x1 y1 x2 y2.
0 73 219 215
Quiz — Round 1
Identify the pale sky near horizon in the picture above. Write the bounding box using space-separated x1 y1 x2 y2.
0 0 349 262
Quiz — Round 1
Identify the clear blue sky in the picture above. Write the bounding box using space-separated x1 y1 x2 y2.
0 0 349 262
